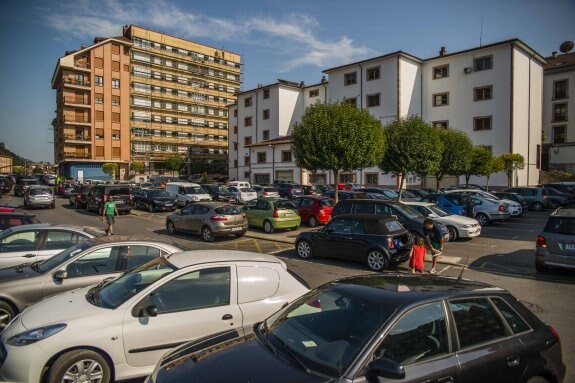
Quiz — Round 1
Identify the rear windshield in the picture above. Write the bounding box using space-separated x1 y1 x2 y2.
214 206 242 215
148 190 172 197
263 187 277 192
320 199 336 207
385 220 404 232
184 186 206 194
240 188 255 192
30 188 52 195
108 187 130 196
544 217 575 235
276 201 297 210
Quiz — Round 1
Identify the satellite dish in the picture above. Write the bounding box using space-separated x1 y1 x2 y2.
559 41 574 53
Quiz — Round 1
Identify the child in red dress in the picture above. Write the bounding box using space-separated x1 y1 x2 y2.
409 237 426 274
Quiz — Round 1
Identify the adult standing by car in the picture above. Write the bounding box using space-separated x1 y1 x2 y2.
423 217 443 274
101 195 118 235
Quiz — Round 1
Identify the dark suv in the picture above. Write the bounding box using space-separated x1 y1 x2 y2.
536 208 575 272
85 185 132 215
276 183 304 199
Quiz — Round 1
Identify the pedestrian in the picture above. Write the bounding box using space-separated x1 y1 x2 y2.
409 236 426 274
101 195 119 236
423 217 444 274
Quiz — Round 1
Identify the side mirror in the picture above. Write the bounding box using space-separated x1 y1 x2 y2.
366 357 405 380
428 213 437 218
140 304 158 317
53 270 68 281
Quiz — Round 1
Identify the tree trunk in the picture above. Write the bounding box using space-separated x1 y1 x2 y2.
465 174 471 187
436 175 442 193
396 173 405 202
486 175 491 191
333 169 339 203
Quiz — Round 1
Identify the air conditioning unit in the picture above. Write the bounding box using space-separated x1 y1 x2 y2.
464 67 473 74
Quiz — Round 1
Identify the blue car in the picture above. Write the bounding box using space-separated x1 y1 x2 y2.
421 193 474 217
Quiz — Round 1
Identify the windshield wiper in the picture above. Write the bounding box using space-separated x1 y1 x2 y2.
270 333 311 374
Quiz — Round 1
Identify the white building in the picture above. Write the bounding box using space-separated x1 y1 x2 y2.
542 51 575 174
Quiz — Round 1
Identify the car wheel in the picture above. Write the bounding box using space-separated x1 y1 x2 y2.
296 240 313 259
535 262 549 273
48 349 111 383
532 201 543 211
447 226 458 242
549 200 559 209
0 301 16 332
526 377 550 383
263 220 274 233
74 200 79 209
476 213 489 226
202 226 215 242
235 231 246 238
366 249 388 272
308 216 318 227
166 221 177 235
409 230 422 242
51 203 55 209
148 203 154 213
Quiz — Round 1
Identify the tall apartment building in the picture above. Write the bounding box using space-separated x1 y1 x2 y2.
123 25 241 176
51 36 132 180
542 51 575 174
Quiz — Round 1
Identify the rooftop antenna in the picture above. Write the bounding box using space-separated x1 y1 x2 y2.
479 17 483 47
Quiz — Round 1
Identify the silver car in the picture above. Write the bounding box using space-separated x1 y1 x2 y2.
536 208 575 272
470 195 510 226
0 237 184 330
23 185 55 209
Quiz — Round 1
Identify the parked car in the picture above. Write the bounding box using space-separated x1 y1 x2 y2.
0 177 11 194
406 188 429 198
228 185 258 204
361 187 397 200
456 183 487 190
61 183 75 198
505 187 551 211
166 202 248 241
0 250 310 383
165 182 212 207
492 191 529 212
322 190 370 200
56 181 74 196
331 199 449 241
14 178 40 197
539 183 575 201
68 184 93 208
243 198 301 233
302 184 322 196
85 184 133 214
23 185 55 210
296 214 412 271
292 196 335 227
276 183 304 199
422 193 474 217
0 224 95 269
396 189 421 201
535 208 575 272
0 237 185 330
133 189 177 212
147 274 565 383
201 184 236 202
0 212 39 232
543 187 571 208
252 185 280 198
404 201 481 241
137 182 155 189
470 195 510 226
444 189 523 217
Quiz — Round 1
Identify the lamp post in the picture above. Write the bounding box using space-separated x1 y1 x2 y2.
268 144 275 184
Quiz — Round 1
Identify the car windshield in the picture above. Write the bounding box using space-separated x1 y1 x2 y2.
428 205 451 217
382 189 398 199
38 242 92 273
241 188 255 192
544 217 575 235
184 186 205 194
394 204 423 218
30 188 52 195
261 285 393 377
148 190 172 198
108 187 130 196
214 206 242 215
87 258 176 309
212 185 229 192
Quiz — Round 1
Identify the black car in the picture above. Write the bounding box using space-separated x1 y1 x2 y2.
492 192 529 211
296 214 412 271
0 178 11 194
406 188 429 198
85 185 132 214
539 183 575 201
68 185 93 208
133 189 177 212
148 274 565 383
322 190 370 200
13 178 40 197
543 188 572 208
302 185 321 196
0 212 39 232
277 183 304 199
201 184 236 202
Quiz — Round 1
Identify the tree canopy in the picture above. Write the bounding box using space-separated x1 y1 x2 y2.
130 161 145 174
461 146 493 186
102 163 119 179
432 128 473 190
499 153 525 187
165 155 184 176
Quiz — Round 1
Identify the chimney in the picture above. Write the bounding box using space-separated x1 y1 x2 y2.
299 81 305 88
552 51 558 59
439 47 447 56
321 76 327 84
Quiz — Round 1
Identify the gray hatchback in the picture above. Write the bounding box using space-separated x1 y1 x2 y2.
536 208 575 272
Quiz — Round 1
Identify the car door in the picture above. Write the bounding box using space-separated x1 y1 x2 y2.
38 230 90 263
255 199 271 227
318 218 361 259
243 199 259 226
0 229 42 268
188 204 210 233
122 265 242 368
172 204 196 232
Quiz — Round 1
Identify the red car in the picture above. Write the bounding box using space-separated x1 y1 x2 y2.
292 196 335 227
337 183 352 190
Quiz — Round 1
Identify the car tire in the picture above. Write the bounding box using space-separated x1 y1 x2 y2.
148 203 154 213
202 226 215 242
366 249 388 272
447 226 458 242
549 200 559 209
74 200 79 209
48 349 111 383
532 201 543 211
0 300 16 332
535 262 549 273
476 213 489 226
526 377 550 383
263 220 274 234
308 216 318 228
235 231 246 238
296 240 313 259
167 221 177 235
51 203 55 209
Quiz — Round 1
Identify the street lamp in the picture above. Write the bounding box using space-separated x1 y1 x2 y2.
268 144 275 184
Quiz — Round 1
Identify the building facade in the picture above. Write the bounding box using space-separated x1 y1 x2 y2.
0 145 12 174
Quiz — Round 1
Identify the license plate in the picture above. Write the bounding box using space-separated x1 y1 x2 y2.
165 203 173 207
231 227 242 231
285 213 294 217
115 200 124 204
566 243 575 250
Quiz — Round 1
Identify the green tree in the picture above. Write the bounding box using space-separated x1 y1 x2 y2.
432 128 473 191
462 146 493 187
291 101 386 201
379 116 442 199
12 166 24 175
102 163 119 180
130 161 145 174
165 155 184 176
485 155 505 191
32 167 44 175
499 153 525 187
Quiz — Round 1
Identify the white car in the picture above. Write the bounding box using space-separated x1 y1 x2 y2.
444 189 523 217
228 186 257 203
0 250 309 383
404 201 481 241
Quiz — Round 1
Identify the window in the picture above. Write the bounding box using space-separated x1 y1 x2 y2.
345 97 357 107
553 80 568 100
344 72 357 86
374 303 449 365
263 109 270 120
474 116 492 131
95 76 103 86
112 112 120 123
553 103 567 122
257 152 266 163
112 79 120 89
433 121 449 129
96 146 104 156
244 171 251 179
553 125 566 144
233 109 237 117
233 125 238 134
309 89 319 97
94 58 103 69
367 93 380 107
111 61 120 72
491 298 530 334
433 92 449 106
112 147 120 157
66 246 121 277
263 89 270 99
474 85 492 101
148 267 231 314
281 151 292 162
449 298 507 349
433 65 449 79
233 160 238 168
244 117 252 127
244 157 250 166
95 94 104 104
111 43 120 55
96 111 104 122
111 96 120 106
262 130 270 140
244 136 252 146
474 56 493 71
0 230 41 253
365 173 378 185
367 67 380 81
244 97 252 107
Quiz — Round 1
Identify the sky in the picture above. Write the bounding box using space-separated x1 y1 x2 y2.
0 0 573 163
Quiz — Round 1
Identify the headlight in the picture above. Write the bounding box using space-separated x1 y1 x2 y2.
191 196 199 201
6 324 66 346
462 224 475 228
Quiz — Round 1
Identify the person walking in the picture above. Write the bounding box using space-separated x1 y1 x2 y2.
409 236 426 274
102 196 119 235
423 218 443 274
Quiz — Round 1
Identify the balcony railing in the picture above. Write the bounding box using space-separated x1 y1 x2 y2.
64 134 91 142
75 62 91 70
64 97 90 106
63 78 91 87
62 152 92 159
63 116 91 124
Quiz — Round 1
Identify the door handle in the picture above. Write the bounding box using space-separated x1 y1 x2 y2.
222 314 233 320
437 377 453 383
507 355 520 367
23 254 35 258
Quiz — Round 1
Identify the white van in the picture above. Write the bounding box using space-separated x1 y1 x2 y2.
165 182 212 207
228 181 251 189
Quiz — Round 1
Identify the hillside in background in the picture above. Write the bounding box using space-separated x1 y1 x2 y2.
0 142 32 166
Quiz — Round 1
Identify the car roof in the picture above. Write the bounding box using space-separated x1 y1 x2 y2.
0 212 37 218
165 250 283 269
333 213 404 228
551 208 575 217
403 201 434 207
293 195 330 200
83 235 189 249
0 223 91 233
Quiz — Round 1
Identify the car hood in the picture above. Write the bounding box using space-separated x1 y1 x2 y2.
435 215 479 226
154 327 326 383
0 264 39 282
151 197 176 202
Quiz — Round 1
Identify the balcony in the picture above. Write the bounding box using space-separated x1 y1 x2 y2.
63 97 91 108
63 116 91 126
64 134 92 144
74 62 91 71
62 152 92 160
63 78 91 89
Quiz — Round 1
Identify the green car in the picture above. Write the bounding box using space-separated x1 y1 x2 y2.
243 198 301 233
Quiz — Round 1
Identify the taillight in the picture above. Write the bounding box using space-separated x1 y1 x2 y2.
211 215 228 221
550 325 562 356
462 208 466 216
498 205 506 212
103 193 107 201
263 192 269 196
536 235 547 248
272 207 279 218
129 193 133 200
387 238 395 249
77 195 82 201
